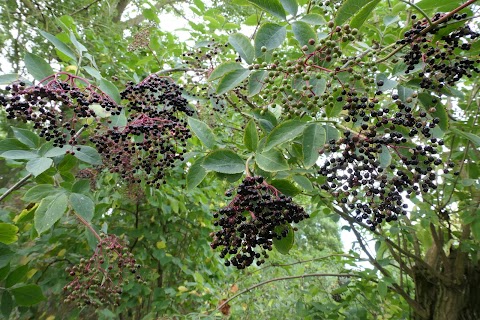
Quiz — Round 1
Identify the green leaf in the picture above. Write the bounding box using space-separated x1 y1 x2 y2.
216 68 251 95
280 0 298 16
57 154 77 172
187 117 217 149
376 73 398 91
202 150 245 174
26 157 53 177
270 179 300 196
186 157 208 190
324 125 339 142
0 73 20 85
1 291 13 318
256 149 289 172
34 193 68 235
69 193 94 221
247 70 267 97
416 0 463 13
451 129 480 148
99 79 121 104
0 247 14 268
377 279 388 297
5 264 29 288
299 13 326 25
39 30 76 61
69 31 87 53
83 66 102 80
291 21 317 48
0 224 18 245
1 150 39 160
0 139 30 153
264 120 306 151
43 146 68 158
11 285 45 306
23 185 59 202
72 180 90 194
334 0 374 26
11 127 39 148
24 53 54 81
293 175 313 191
379 145 392 168
418 93 448 131
244 119 259 152
73 146 102 165
254 23 287 57
0 264 10 281
350 0 381 30
247 0 286 20
273 224 294 254
208 62 244 81
228 33 254 64
302 123 326 168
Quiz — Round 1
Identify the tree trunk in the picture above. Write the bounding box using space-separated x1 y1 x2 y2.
413 259 480 319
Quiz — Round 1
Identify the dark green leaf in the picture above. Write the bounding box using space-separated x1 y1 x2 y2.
247 0 286 20
377 279 388 297
72 180 90 194
293 175 313 191
270 179 300 196
109 109 127 128
0 247 14 268
254 23 287 57
11 127 39 148
265 120 306 151
43 146 68 158
69 193 94 221
350 0 380 30
187 157 208 190
0 264 9 281
0 223 18 245
451 129 480 148
73 146 102 165
11 285 45 306
247 70 267 97
324 125 339 142
334 0 374 26
202 150 245 174
228 33 254 64
187 117 217 149
216 68 251 95
244 119 259 152
376 73 398 91
379 145 392 168
273 224 294 254
280 0 298 16
99 79 121 104
34 193 68 235
57 154 77 172
39 30 76 60
1 291 13 318
291 21 317 48
302 123 326 168
84 66 102 80
208 62 244 81
23 185 59 202
256 149 289 172
1 150 39 160
300 13 326 25
24 53 54 81
5 264 29 288
418 93 448 131
26 157 53 177
0 139 30 153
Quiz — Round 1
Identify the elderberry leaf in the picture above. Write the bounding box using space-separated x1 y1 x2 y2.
0 73 20 85
256 149 289 172
187 117 217 149
280 0 298 16
34 193 68 235
254 23 287 58
73 146 102 165
418 93 449 132
5 264 28 288
350 0 380 30
228 33 254 64
69 193 94 222
302 123 326 168
0 139 30 153
1 291 13 318
299 13 326 25
24 53 54 82
247 70 267 97
451 129 480 148
38 30 76 61
23 185 59 202
26 157 53 177
216 68 251 95
202 150 245 174
11 127 39 148
0 150 39 160
186 157 208 190
0 247 14 268
0 223 18 245
208 62 244 81
273 224 294 255
270 179 300 197
264 120 306 151
379 145 392 168
291 21 316 51
244 119 259 152
0 264 10 282
99 79 121 104
11 284 45 306
335 0 374 26
247 0 286 20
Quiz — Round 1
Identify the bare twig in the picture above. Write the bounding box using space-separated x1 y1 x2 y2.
0 173 33 202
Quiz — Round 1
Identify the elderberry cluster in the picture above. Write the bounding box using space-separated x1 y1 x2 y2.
400 13 479 90
91 74 192 187
210 176 308 269
0 73 120 147
63 234 142 308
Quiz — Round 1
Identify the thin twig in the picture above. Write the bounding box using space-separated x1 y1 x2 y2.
0 173 33 202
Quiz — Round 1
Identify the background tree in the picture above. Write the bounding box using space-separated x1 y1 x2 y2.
0 0 479 319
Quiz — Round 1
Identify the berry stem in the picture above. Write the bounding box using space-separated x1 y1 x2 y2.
75 212 102 242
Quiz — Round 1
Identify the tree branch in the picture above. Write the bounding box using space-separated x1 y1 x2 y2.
0 173 33 202
71 0 103 16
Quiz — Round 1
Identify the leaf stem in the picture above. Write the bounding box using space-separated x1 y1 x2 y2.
398 0 432 26
74 212 102 242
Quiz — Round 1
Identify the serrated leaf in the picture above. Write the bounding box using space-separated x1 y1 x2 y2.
73 146 102 165
280 0 298 16
228 33 254 64
23 185 59 202
270 179 300 196
256 149 289 172
291 21 317 48
1 150 39 160
216 68 251 95
334 0 374 26
202 150 245 174
187 117 217 149
11 127 39 148
69 193 94 221
254 23 287 57
350 0 380 30
264 120 306 151
24 53 54 81
208 62 244 81
273 224 294 254
186 157 208 190
247 0 286 20
247 70 267 97
99 78 121 104
11 285 45 306
302 123 326 168
34 193 68 235
0 223 18 245
379 145 392 168
244 119 259 152
39 30 76 61
26 157 53 177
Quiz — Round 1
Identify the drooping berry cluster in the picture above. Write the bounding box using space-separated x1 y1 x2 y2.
0 73 121 147
63 234 142 308
210 176 308 269
400 13 479 89
90 74 192 187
